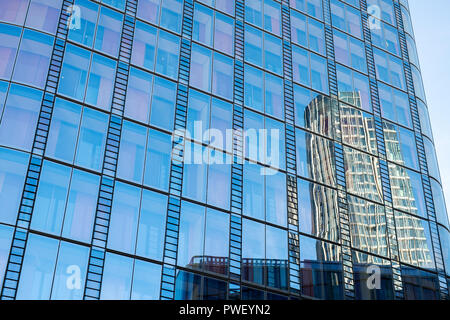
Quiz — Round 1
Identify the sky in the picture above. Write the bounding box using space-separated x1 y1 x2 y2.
408 0 450 221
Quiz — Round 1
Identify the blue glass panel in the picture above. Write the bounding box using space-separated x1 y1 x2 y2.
174 270 202 300
0 148 28 225
244 64 264 112
62 169 100 243
74 107 108 172
94 6 122 57
160 0 183 34
0 84 42 151
58 44 91 101
213 52 233 100
108 181 141 254
243 163 265 221
137 0 160 25
242 218 265 285
12 29 54 88
131 259 161 299
193 3 213 47
16 234 59 300
204 208 229 275
0 0 29 25
0 224 14 286
101 252 133 300
149 76 176 131
183 142 207 202
46 98 82 163
206 149 231 210
68 0 99 47
136 189 167 261
132 20 157 71
85 53 116 111
190 43 212 92
266 225 288 290
51 241 89 300
244 25 263 67
263 32 282 74
117 121 147 183
125 67 153 123
265 170 287 227
32 161 71 235
155 30 180 79
144 129 171 191
178 201 205 269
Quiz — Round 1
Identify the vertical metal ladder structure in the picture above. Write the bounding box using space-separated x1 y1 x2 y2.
322 0 355 300
281 0 301 297
360 0 404 299
228 0 245 300
0 0 74 300
83 0 137 300
159 0 194 300
393 0 449 300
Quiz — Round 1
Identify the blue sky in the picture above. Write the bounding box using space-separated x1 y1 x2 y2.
408 0 450 221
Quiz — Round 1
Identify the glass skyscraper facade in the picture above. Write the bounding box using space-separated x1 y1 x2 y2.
0 0 448 301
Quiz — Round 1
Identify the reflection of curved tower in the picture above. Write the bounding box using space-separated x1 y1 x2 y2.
304 92 432 268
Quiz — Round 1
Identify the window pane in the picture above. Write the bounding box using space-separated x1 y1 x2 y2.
68 0 98 47
300 235 344 299
144 129 171 191
150 76 176 130
431 179 449 229
264 32 282 74
0 224 14 286
265 170 287 227
210 98 232 152
206 149 231 210
117 121 147 183
125 67 153 123
131 260 161 300
243 163 265 221
58 44 91 101
32 161 71 235
389 163 426 218
384 122 418 170
310 52 328 93
265 73 284 119
344 146 383 203
62 169 100 243
13 29 53 88
85 53 116 110
296 128 336 186
155 30 180 79
51 241 89 300
183 142 207 202
75 107 109 172
0 84 42 151
108 182 141 254
137 0 160 25
132 21 157 71
348 195 389 257
424 137 440 182
178 201 205 269
308 18 325 55
292 45 310 87
266 225 288 290
242 218 265 285
246 0 263 27
190 44 212 92
291 10 307 47
94 6 122 56
101 252 133 300
16 234 59 300
264 0 281 35
0 147 29 225
46 98 82 163
0 0 29 25
136 189 167 261
244 25 263 67
297 178 340 242
204 208 229 275
244 64 263 112
193 4 213 47
212 52 233 100
160 0 182 33
214 12 234 55
395 211 435 269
